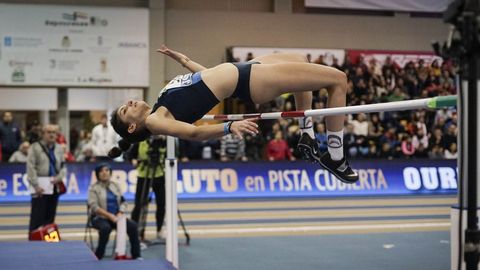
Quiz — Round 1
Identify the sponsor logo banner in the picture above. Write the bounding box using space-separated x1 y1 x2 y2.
0 160 457 202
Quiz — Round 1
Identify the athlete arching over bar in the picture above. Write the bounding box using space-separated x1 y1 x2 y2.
110 45 358 183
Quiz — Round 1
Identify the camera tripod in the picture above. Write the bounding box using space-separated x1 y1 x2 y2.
137 138 190 246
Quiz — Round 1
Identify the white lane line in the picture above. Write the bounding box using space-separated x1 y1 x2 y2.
0 222 450 240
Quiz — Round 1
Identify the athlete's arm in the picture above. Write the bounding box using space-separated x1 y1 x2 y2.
157 45 207 73
146 113 258 141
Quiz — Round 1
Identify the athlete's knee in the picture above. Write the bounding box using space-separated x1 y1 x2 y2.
282 53 308 63
331 70 348 94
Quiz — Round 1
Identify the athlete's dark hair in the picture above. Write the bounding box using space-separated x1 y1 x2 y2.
109 108 150 158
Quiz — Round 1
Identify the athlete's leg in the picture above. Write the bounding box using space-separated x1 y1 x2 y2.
250 62 358 183
252 53 314 138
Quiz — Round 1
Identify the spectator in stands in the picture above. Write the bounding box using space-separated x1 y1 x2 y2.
314 123 328 153
331 57 341 70
367 114 383 142
401 135 415 157
88 163 141 260
444 143 458 159
244 131 264 161
414 143 430 158
0 111 22 162
26 121 42 144
61 143 75 163
387 87 406 102
245 52 254 61
412 129 429 151
351 113 369 136
344 123 358 157
220 134 247 162
379 142 395 160
8 141 30 163
77 146 96 162
429 128 445 149
92 114 118 160
429 144 445 159
443 124 458 150
74 130 93 160
266 130 295 161
27 124 66 237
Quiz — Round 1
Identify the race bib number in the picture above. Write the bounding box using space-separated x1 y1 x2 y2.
159 74 193 97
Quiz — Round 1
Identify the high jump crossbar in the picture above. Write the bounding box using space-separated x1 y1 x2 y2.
201 95 457 121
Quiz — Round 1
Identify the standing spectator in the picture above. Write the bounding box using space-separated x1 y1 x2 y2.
88 163 141 260
0 112 22 162
92 114 118 160
27 124 66 237
9 141 30 163
266 131 295 161
74 130 93 160
220 134 247 162
26 121 42 144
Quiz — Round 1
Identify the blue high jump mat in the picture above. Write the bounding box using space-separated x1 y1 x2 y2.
0 241 176 270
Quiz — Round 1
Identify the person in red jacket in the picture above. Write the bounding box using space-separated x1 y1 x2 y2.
266 130 295 161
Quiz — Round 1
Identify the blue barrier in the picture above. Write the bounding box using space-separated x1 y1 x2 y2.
0 159 457 202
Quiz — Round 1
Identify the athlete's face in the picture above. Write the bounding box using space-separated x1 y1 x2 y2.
117 100 150 128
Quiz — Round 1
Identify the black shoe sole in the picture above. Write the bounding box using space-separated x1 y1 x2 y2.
297 143 320 163
318 158 359 184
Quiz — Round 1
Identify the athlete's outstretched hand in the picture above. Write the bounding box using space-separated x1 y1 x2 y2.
230 119 259 139
156 45 188 65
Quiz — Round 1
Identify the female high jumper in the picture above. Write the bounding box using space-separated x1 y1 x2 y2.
110 45 358 183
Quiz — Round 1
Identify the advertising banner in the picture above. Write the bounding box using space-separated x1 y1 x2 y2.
231 47 345 66
346 49 443 68
0 160 457 203
0 4 149 87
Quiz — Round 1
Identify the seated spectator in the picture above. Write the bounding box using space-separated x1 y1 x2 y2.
414 143 430 158
351 113 369 136
429 145 445 159
244 131 265 161
344 124 358 157
220 134 247 162
401 135 415 157
314 123 327 153
266 131 295 161
368 114 383 141
387 87 406 102
8 141 30 163
412 129 429 150
379 142 395 160
88 163 141 260
444 143 458 159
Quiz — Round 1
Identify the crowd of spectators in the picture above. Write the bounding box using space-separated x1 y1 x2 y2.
0 53 458 163
179 53 458 161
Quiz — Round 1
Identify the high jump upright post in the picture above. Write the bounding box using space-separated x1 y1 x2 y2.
165 136 178 269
